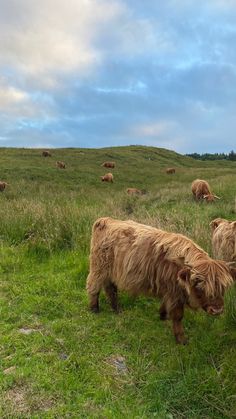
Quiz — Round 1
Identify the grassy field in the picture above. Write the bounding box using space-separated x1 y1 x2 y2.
0 146 236 418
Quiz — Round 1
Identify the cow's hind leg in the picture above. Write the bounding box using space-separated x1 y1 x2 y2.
86 272 106 313
104 281 119 313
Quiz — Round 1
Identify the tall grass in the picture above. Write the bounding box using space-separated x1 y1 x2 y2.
0 146 236 417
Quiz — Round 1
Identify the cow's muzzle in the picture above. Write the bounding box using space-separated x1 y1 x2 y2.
206 306 224 316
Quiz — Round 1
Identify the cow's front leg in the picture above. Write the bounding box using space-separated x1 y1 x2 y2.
159 301 167 320
169 304 187 344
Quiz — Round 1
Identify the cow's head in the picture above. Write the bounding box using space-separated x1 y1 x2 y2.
101 176 105 182
176 259 236 315
203 194 220 202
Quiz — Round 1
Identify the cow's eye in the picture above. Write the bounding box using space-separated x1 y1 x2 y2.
194 286 204 298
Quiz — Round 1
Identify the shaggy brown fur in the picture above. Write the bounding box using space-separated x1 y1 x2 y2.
191 179 220 202
210 218 236 261
42 150 51 157
56 161 66 169
101 173 113 183
166 168 175 174
87 217 236 344
102 161 115 168
126 188 144 195
0 181 8 192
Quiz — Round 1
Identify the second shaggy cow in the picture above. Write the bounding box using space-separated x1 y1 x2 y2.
210 218 236 261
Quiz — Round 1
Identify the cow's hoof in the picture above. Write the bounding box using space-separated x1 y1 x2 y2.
160 312 167 321
90 306 99 314
176 335 188 345
112 306 122 314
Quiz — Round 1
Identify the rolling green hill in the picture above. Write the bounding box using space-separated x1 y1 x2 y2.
0 146 236 418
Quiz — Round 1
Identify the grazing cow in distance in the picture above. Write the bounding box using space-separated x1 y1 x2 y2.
87 217 236 344
0 181 8 192
126 188 144 196
166 168 175 174
101 173 113 183
210 218 236 261
102 161 115 168
56 161 66 169
191 179 220 202
42 150 51 157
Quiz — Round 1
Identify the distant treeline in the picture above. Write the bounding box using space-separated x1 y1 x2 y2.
186 150 236 161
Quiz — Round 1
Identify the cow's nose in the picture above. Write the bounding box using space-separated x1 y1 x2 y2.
207 306 223 315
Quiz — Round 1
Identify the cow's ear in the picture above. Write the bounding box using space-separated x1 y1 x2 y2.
177 267 191 290
226 261 236 281
178 267 191 281
210 218 223 231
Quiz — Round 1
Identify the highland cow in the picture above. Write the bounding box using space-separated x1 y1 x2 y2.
101 173 113 183
210 218 236 261
102 161 115 168
56 161 66 169
126 188 144 195
191 179 220 202
87 217 236 344
0 181 8 192
42 150 51 157
166 168 175 174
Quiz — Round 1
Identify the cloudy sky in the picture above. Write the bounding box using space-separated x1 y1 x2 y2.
0 0 236 153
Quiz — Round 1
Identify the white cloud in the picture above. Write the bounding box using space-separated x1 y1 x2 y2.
0 85 28 107
0 0 127 85
130 121 177 137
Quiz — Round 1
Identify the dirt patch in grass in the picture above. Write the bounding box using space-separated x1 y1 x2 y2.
5 386 29 415
106 356 128 374
4 385 55 415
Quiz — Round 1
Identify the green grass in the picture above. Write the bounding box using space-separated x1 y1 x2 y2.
0 146 236 418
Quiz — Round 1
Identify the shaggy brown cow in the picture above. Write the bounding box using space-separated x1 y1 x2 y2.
191 179 220 202
56 161 66 169
42 150 51 157
87 217 236 344
166 168 175 174
0 181 8 192
101 173 113 183
126 188 144 195
210 218 236 261
102 161 115 168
